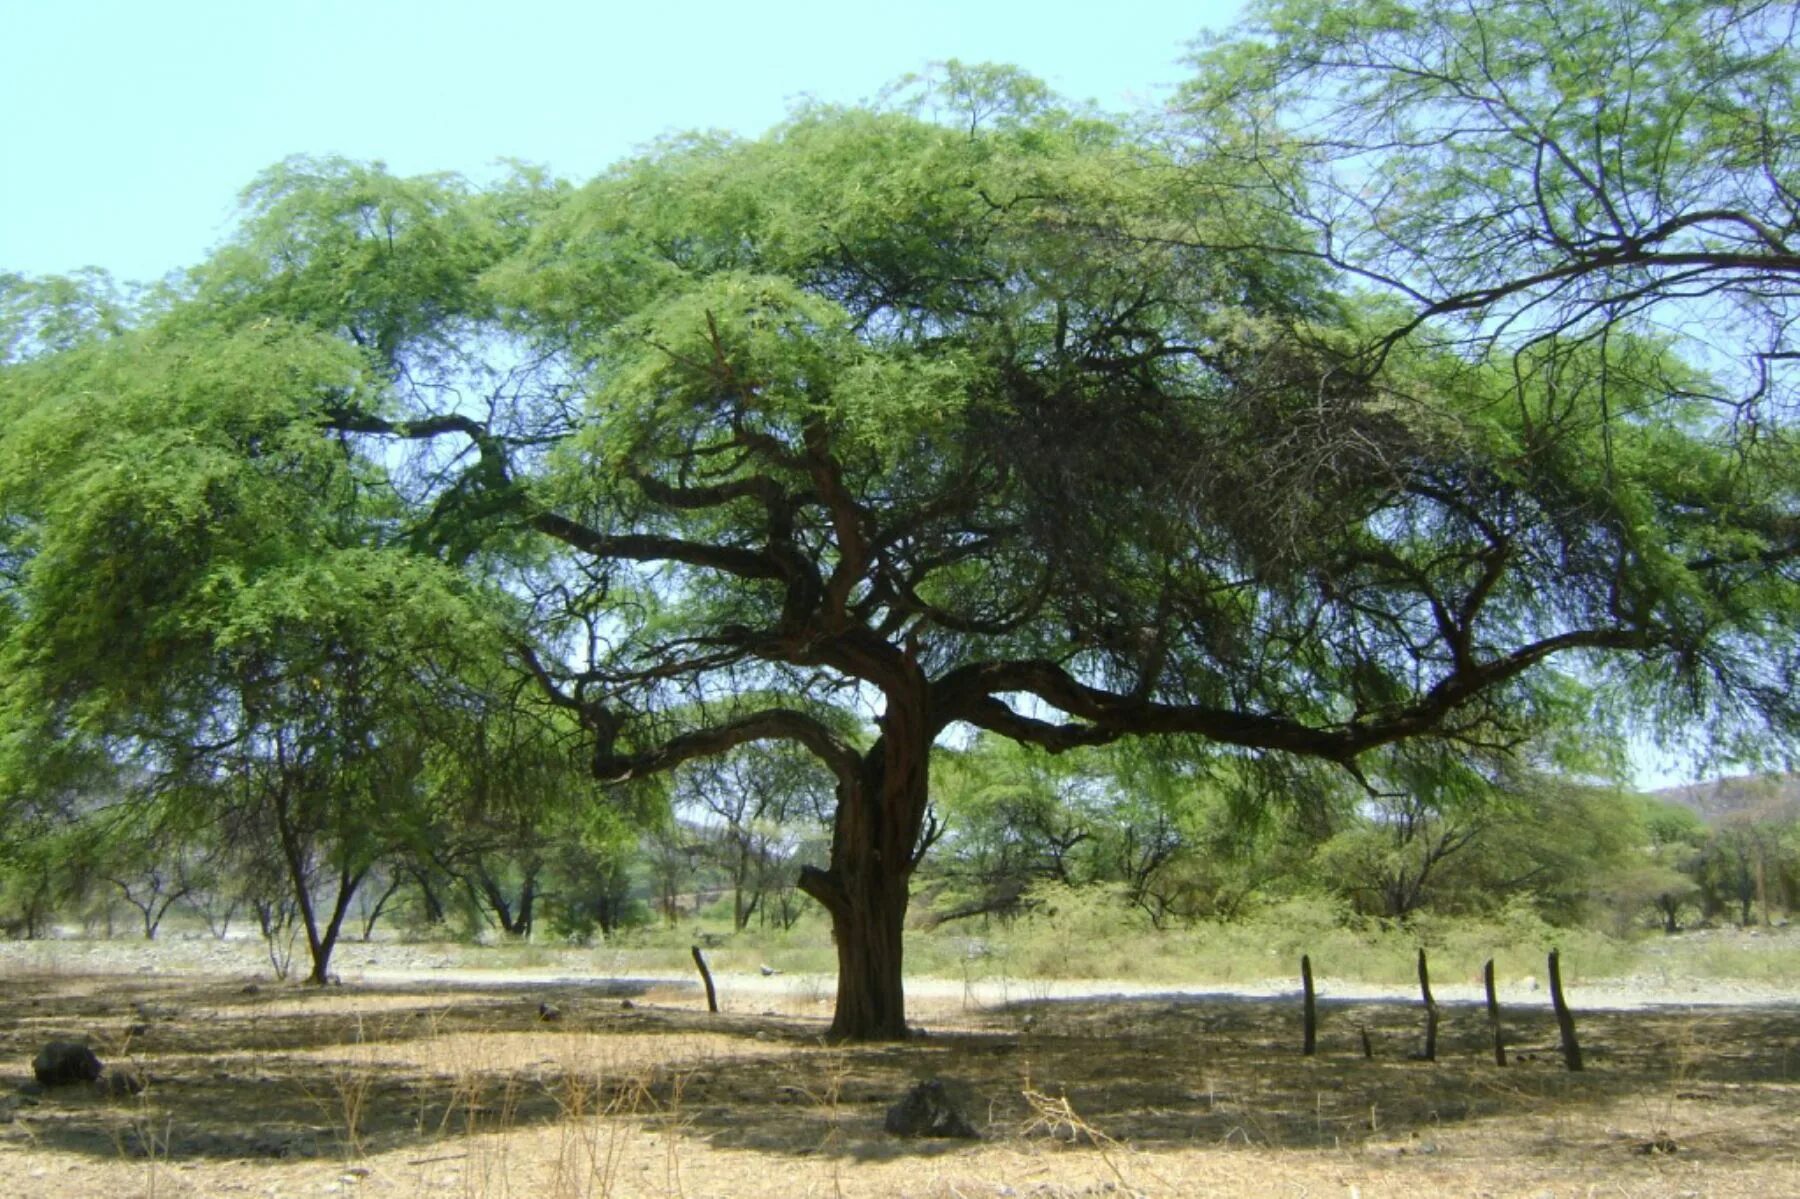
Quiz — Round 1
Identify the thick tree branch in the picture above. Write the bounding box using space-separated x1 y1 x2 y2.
591 707 861 796
935 622 1661 763
529 511 789 581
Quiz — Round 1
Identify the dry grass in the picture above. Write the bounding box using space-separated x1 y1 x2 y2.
0 965 1794 1198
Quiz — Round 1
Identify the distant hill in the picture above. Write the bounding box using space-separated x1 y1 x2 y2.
1652 773 1800 825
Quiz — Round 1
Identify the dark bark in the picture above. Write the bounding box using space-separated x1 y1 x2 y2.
1301 954 1317 1056
360 874 407 941
408 866 448 927
1417 948 1439 1062
1548 949 1583 1072
1484 958 1506 1067
797 677 934 1041
806 855 913 1041
691 945 719 1013
307 864 366 986
270 787 365 986
473 861 540 937
112 875 191 940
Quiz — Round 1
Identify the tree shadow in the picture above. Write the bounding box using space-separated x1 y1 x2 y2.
3 976 1797 1167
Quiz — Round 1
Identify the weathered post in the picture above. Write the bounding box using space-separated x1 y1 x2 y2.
1484 958 1506 1067
691 945 720 1014
1301 954 1317 1056
1416 948 1439 1062
1547 949 1582 1072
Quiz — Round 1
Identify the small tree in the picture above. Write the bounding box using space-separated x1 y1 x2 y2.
680 744 834 932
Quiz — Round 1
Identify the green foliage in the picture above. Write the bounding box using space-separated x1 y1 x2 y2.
539 797 656 942
1 269 135 364
196 156 515 370
925 736 1333 929
1183 0 1799 369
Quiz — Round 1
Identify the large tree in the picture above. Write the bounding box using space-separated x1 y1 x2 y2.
4 66 1796 1039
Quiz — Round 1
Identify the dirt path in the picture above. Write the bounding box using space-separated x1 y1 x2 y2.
3 933 1792 1013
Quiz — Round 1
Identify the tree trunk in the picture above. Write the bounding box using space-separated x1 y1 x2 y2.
1755 850 1769 927
732 850 753 932
361 875 406 941
810 848 914 1040
517 872 536 939
799 681 933 1041
272 790 329 984
414 869 447 926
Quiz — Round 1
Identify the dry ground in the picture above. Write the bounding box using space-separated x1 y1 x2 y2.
0 960 1795 1198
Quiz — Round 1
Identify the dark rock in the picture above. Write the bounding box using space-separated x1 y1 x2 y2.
620 999 635 1010
33 1041 103 1087
251 1129 308 1158
538 1002 562 1022
95 1068 148 1099
884 1079 980 1139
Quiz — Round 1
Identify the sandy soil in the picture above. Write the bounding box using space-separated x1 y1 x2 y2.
0 934 1794 1198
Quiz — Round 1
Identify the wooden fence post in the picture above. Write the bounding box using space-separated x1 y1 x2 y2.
1417 948 1439 1062
1484 958 1506 1067
1548 949 1582 1072
691 945 719 1014
1301 954 1317 1056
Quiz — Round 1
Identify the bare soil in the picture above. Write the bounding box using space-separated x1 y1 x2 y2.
0 941 1795 1197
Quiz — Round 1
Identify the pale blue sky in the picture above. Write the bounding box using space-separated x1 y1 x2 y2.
2 0 1239 283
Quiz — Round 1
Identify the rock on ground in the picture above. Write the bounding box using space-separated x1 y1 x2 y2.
32 1042 102 1087
885 1079 980 1139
